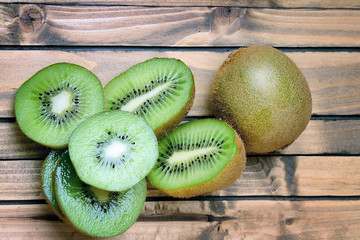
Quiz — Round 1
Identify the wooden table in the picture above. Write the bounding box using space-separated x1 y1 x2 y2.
1 1 360 239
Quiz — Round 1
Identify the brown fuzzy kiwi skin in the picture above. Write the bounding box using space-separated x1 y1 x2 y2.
158 128 246 199
154 84 195 138
210 45 312 154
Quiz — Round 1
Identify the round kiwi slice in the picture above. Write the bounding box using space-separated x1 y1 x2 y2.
41 149 66 221
15 63 104 148
69 110 158 192
147 119 246 198
54 151 147 237
104 58 195 138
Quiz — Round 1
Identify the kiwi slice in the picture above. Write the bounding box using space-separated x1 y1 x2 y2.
104 58 195 138
41 149 66 221
15 63 104 148
147 119 246 198
69 110 158 192
54 151 147 237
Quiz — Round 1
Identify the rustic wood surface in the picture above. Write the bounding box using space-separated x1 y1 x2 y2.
0 1 359 239
1 5 360 47
1 156 360 200
1 0 360 8
1 201 360 239
1 119 359 159
0 50 359 117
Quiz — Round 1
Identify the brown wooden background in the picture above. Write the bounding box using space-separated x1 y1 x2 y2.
1 1 360 239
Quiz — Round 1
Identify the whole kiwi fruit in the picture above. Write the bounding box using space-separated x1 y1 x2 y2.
210 45 312 154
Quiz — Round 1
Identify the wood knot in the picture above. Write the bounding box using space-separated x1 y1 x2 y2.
285 217 295 225
19 5 45 33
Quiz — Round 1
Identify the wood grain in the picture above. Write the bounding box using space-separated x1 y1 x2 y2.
1 1 359 239
1 156 360 200
1 201 360 239
1 50 359 118
1 120 360 159
1 5 359 46
1 0 360 8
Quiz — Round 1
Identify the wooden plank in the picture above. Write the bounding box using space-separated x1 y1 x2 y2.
1 0 360 8
0 122 49 160
1 200 360 239
1 5 359 46
1 119 360 159
1 156 360 200
0 50 359 118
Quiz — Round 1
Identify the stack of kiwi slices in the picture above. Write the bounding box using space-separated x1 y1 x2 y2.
39 109 158 237
16 58 247 237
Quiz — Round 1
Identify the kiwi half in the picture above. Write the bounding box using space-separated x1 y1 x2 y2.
69 110 158 192
41 149 66 221
15 63 104 148
104 58 195 138
54 151 147 237
147 119 246 198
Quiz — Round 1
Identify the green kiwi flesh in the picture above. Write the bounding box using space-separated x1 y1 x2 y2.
210 46 312 154
104 58 195 138
41 149 66 220
54 151 147 237
69 110 158 192
147 119 246 198
15 63 104 148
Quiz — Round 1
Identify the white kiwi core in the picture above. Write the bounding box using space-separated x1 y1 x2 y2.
104 141 128 159
121 81 172 112
51 90 73 114
167 147 218 165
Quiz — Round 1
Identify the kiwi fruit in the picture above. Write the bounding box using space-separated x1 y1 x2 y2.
15 63 104 148
210 45 312 154
104 58 195 138
41 149 66 221
54 151 147 237
147 119 246 198
68 110 158 192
